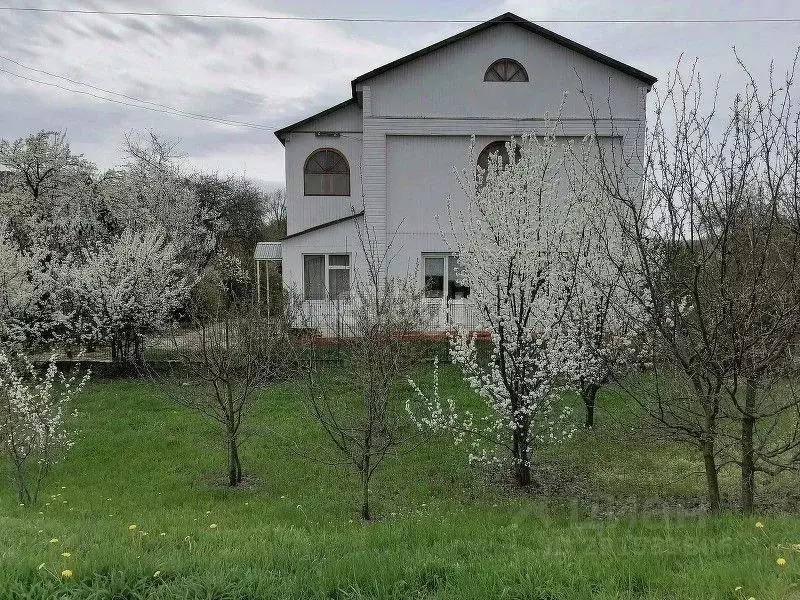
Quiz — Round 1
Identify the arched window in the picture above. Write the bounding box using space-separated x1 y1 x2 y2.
304 149 350 196
476 141 521 187
483 58 528 82
477 141 521 171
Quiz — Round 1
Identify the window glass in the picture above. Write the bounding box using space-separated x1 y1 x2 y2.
303 255 325 300
484 59 529 82
477 141 522 187
328 268 350 300
424 257 445 298
304 149 350 196
448 256 470 300
328 254 350 267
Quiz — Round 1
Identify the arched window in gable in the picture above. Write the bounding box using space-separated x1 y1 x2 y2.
483 58 529 82
304 149 350 196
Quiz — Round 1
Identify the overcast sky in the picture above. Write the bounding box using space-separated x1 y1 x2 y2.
1 0 798 189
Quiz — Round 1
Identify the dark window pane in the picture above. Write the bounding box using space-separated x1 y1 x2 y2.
477 141 522 186
304 255 326 300
424 257 445 298
483 59 529 82
304 149 350 196
329 268 350 299
328 254 349 267
448 256 470 300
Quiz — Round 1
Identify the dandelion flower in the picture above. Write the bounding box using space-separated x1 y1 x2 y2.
61 569 72 578
777 557 787 566
49 538 59 544
755 521 764 529
153 570 161 577
37 563 45 570
209 523 218 529
60 552 71 558
128 524 137 531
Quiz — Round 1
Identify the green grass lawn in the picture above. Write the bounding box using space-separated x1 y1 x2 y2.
2 365 800 599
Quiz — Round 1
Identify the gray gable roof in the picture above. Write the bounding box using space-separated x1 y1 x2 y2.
351 13 657 94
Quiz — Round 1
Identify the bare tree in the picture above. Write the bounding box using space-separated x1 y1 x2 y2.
580 51 800 512
303 225 428 520
152 289 297 487
263 188 287 241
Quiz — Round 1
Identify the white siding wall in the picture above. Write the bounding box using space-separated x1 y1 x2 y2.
384 134 619 286
283 132 363 235
282 101 364 236
280 216 363 295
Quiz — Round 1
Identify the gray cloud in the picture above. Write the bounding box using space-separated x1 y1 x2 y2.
2 0 798 186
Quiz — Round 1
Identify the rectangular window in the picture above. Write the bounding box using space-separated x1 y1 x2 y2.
303 253 351 300
423 254 469 300
328 254 350 300
303 255 326 300
423 256 445 298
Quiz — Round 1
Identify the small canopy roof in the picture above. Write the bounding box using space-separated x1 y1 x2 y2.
254 242 282 261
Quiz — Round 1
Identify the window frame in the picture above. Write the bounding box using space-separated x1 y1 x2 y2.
422 253 469 302
303 148 351 197
302 253 351 300
483 58 529 83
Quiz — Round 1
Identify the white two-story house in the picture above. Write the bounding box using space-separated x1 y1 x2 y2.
270 12 655 331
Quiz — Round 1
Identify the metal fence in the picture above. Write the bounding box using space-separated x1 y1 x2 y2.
297 299 488 337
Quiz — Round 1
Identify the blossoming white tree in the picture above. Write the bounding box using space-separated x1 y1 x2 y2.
409 131 610 486
0 349 88 504
74 228 191 366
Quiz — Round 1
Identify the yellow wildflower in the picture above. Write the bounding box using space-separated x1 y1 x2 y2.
61 569 73 578
128 524 137 531
777 557 787 567
755 521 764 529
49 538 59 544
60 552 71 558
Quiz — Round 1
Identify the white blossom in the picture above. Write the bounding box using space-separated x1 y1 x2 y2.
0 347 88 504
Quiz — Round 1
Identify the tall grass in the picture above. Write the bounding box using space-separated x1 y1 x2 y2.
1 367 798 599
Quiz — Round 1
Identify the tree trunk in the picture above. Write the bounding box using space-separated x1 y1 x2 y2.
701 440 721 513
227 436 241 487
740 379 757 514
361 472 371 521
582 383 600 429
512 424 532 487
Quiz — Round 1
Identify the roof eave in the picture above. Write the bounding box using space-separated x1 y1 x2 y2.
274 98 357 144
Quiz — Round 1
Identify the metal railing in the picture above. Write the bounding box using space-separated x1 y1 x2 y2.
298 298 487 338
